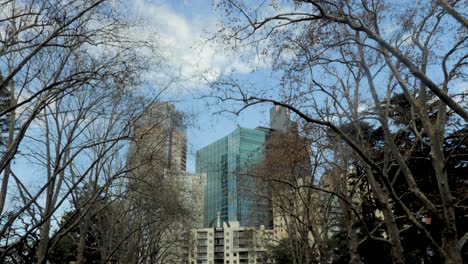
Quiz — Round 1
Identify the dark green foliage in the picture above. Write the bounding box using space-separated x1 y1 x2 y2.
269 239 295 264
48 231 78 264
49 187 109 264
329 93 468 263
346 125 468 263
48 209 102 264
328 230 349 263
268 238 318 264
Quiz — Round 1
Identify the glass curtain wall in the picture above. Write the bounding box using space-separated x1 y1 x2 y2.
196 127 272 228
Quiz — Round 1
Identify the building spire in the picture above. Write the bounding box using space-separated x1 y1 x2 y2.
216 210 221 228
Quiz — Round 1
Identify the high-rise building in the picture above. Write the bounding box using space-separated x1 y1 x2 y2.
128 102 187 174
126 102 192 263
196 127 272 228
270 105 291 133
161 170 207 263
164 170 207 228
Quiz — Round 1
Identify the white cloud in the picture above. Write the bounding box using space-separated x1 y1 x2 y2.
128 0 264 90
358 103 369 113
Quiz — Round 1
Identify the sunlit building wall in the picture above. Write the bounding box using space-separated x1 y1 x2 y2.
189 220 274 264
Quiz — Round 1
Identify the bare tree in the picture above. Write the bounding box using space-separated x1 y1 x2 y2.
0 1 172 263
0 0 152 215
208 1 467 263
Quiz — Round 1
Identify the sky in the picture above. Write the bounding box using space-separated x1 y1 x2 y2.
5 0 466 219
131 0 468 173
6 0 274 211
126 0 278 172
4 0 465 235
10 0 466 176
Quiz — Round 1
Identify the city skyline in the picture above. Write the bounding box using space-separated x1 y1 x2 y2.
1 0 465 263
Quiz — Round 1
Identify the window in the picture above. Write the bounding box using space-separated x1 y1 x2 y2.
226 246 229 250
234 253 237 256
226 253 229 257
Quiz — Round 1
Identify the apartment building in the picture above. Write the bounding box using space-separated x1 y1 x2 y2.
189 218 274 264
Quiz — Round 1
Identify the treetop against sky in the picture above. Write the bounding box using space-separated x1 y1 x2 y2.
5 0 466 171
82 0 468 170
1 0 466 263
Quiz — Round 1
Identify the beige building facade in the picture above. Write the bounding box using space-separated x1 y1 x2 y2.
189 220 274 264
129 102 187 174
158 171 207 264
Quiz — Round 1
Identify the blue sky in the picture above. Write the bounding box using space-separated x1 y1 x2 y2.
126 0 280 172
119 0 468 172
6 0 466 215
7 0 275 203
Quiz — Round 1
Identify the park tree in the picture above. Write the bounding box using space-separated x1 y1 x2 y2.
209 1 467 263
0 0 153 218
256 127 321 263
0 0 192 263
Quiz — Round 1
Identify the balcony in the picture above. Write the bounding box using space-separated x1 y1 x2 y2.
232 246 252 252
197 247 207 253
214 246 224 252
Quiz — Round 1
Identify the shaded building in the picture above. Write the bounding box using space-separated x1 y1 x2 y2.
0 76 12 148
270 105 291 133
259 126 313 241
164 170 207 228
196 127 272 228
125 102 191 264
128 102 187 175
161 170 207 264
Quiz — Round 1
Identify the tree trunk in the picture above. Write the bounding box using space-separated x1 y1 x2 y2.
0 81 15 215
36 220 51 264
341 201 362 264
331 162 363 264
431 149 462 264
366 168 405 264
77 212 91 264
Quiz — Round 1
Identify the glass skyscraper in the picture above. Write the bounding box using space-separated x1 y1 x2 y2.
196 127 272 228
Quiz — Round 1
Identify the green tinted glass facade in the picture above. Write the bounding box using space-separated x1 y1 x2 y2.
196 127 272 228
